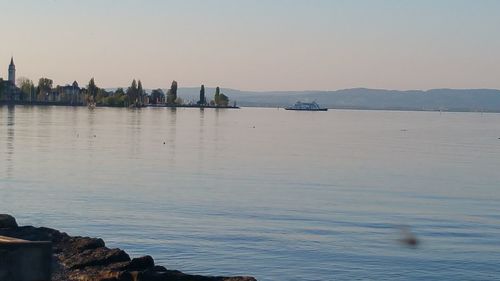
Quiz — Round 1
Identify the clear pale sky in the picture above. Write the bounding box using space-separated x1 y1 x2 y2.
1 0 499 91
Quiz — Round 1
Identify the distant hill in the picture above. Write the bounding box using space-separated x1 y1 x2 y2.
108 87 500 112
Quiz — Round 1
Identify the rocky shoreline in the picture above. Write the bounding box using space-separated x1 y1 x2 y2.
0 214 256 281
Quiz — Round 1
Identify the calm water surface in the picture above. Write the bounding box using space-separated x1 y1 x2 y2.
1 106 500 281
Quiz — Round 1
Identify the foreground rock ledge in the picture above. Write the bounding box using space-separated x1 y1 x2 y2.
0 215 256 281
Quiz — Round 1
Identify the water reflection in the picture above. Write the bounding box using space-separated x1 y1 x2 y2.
197 109 205 173
213 108 221 154
5 105 15 178
2 106 500 281
167 108 177 167
87 108 97 152
128 108 143 156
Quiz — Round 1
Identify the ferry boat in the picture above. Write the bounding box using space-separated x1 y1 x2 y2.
285 101 328 111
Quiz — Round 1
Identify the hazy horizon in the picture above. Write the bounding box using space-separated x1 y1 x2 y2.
1 0 500 91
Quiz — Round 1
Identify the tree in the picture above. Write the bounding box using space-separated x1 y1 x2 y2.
175 96 183 105
198 84 206 105
150 89 165 104
37 78 53 101
88 78 98 103
219 93 229 107
137 80 144 105
96 88 109 105
102 88 127 107
214 86 220 106
127 79 138 106
18 77 34 101
166 80 178 105
114 88 125 96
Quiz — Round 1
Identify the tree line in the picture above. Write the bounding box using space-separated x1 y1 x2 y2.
8 77 232 107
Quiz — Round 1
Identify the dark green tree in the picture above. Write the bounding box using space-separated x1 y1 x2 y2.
37 78 53 101
127 79 138 105
214 86 220 106
219 93 229 107
88 78 98 103
166 80 178 105
137 80 144 105
198 84 206 105
115 88 125 96
18 77 34 101
150 89 165 104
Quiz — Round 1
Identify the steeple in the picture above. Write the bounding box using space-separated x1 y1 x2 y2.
8 56 15 84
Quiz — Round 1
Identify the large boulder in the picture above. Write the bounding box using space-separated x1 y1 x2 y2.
0 214 18 228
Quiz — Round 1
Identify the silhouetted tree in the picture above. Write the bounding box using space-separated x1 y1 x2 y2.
198 84 206 105
150 89 165 104
115 88 125 96
137 80 144 105
219 93 229 107
37 78 53 101
214 86 220 106
18 77 34 101
127 79 138 105
88 78 98 103
166 80 178 105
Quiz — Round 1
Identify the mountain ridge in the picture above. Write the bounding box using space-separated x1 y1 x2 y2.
106 87 500 112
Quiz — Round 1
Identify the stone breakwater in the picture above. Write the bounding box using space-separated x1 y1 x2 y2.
0 214 256 281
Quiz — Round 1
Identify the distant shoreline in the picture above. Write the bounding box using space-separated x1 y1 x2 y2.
148 104 240 109
0 101 240 110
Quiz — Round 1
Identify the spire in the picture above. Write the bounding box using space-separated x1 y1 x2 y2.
8 56 16 84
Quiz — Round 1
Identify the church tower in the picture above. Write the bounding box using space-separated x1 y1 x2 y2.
8 56 15 84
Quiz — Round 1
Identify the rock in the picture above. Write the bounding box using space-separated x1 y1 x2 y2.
0 221 257 281
56 236 105 255
124 255 155 271
64 247 130 269
72 236 106 251
142 269 257 281
0 214 18 228
151 265 167 272
136 269 169 281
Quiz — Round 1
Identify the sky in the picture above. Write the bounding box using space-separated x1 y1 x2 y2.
1 0 500 91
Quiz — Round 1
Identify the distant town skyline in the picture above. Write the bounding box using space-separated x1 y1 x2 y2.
1 0 500 91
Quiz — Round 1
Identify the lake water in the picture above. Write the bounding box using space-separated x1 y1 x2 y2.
1 105 500 281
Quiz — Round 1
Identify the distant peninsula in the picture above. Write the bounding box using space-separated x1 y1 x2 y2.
2 58 500 112
0 57 237 109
